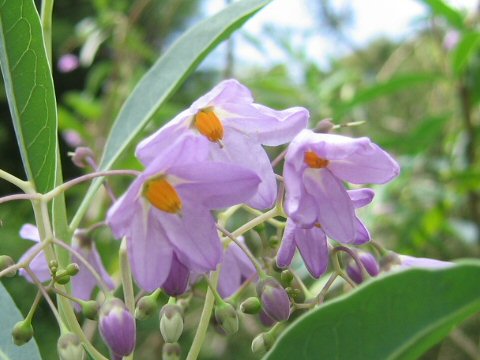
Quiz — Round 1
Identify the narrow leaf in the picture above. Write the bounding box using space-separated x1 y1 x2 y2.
264 261 480 360
0 283 42 360
0 0 58 193
71 0 271 227
452 31 480 75
419 0 465 29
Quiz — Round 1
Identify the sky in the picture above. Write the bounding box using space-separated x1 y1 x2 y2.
203 0 477 69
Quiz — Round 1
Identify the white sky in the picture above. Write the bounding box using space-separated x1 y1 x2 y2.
203 0 477 69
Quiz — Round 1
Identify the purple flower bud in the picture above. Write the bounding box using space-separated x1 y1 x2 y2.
162 255 190 296
347 252 380 284
258 309 276 327
62 130 84 148
99 299 136 358
257 278 290 322
71 147 95 168
57 54 79 73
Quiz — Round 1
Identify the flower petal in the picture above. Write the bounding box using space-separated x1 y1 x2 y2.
18 244 50 283
295 225 329 278
209 128 277 209
276 219 297 269
170 161 261 209
352 216 371 245
348 188 375 209
218 248 242 298
303 168 356 243
19 224 40 242
155 203 222 273
192 79 254 109
223 104 309 146
163 254 190 296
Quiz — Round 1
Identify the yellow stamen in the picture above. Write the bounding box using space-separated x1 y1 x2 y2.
194 109 224 142
143 177 182 214
304 151 329 168
314 223 322 229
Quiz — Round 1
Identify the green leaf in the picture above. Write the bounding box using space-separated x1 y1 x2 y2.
451 31 480 75
0 283 42 360
0 0 58 193
71 0 271 227
333 73 442 120
264 261 480 360
419 0 465 29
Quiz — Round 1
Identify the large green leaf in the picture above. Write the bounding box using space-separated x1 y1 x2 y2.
0 283 42 360
264 261 480 360
70 0 271 227
0 0 57 193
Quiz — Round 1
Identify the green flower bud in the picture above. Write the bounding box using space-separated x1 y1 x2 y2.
49 260 58 274
240 297 261 314
251 332 275 355
159 304 183 343
268 235 279 248
12 320 33 346
65 263 80 276
0 255 16 277
135 294 158 320
81 300 99 320
162 342 181 360
55 274 71 285
57 332 84 360
214 303 238 336
280 270 294 287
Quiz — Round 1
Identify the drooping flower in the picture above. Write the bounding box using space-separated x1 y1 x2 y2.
107 134 261 292
284 129 399 243
346 251 380 284
277 189 375 278
136 79 309 210
17 225 114 301
218 239 258 298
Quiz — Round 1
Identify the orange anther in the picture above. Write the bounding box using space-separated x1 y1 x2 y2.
194 109 224 142
144 177 182 214
304 151 329 168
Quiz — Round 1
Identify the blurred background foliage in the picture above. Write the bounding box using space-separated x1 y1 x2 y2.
0 0 479 359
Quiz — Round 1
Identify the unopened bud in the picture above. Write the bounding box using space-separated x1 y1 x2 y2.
251 332 275 355
81 300 99 320
55 274 71 285
0 255 16 277
12 320 33 346
57 332 84 360
346 252 380 284
135 294 158 320
162 342 181 360
314 118 334 133
268 235 279 248
66 263 80 276
99 298 136 358
71 147 95 168
280 270 293 286
214 302 238 335
257 277 290 322
240 297 261 314
259 309 276 327
159 304 183 343
49 260 58 274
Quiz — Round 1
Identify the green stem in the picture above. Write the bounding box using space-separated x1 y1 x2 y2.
205 276 226 305
24 290 43 324
186 270 220 360
316 272 337 305
120 237 135 360
0 169 33 192
231 207 281 238
242 206 285 228
40 0 54 65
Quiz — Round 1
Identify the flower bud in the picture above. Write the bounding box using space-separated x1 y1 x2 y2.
99 298 136 358
135 294 158 320
314 118 334 133
257 277 290 322
57 332 84 360
240 297 261 314
251 331 275 355
162 342 181 360
66 263 80 276
12 320 33 346
159 304 183 343
81 300 99 320
268 235 279 248
259 310 276 327
71 147 94 168
347 252 380 284
0 255 16 277
214 302 239 335
49 260 58 274
55 274 71 285
280 270 293 287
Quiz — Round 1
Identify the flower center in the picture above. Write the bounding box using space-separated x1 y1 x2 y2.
304 151 329 168
143 177 182 214
194 108 224 142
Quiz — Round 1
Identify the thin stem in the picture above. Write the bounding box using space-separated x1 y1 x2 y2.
0 241 49 278
316 272 338 305
331 120 365 129
0 169 33 193
45 169 140 202
205 276 225 305
289 267 312 299
332 245 367 280
186 270 220 360
52 287 83 304
331 251 356 288
25 290 44 323
217 224 266 278
120 238 135 313
231 207 280 238
0 193 42 205
242 206 285 228
40 0 54 65
51 238 111 294
217 204 241 227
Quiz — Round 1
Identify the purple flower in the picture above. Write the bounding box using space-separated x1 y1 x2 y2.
284 129 399 243
277 189 375 278
107 134 261 292
397 255 453 270
17 225 115 301
99 298 136 358
218 239 258 298
346 252 380 284
136 79 308 209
